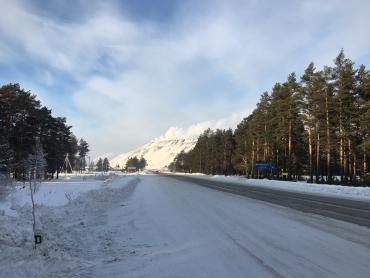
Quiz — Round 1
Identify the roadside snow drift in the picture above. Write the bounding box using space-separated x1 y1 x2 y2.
174 174 370 201
0 174 139 277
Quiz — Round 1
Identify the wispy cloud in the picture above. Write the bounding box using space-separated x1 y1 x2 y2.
1 0 370 157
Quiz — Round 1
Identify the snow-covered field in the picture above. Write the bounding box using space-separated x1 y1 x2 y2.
1 174 370 277
0 175 103 217
172 173 370 201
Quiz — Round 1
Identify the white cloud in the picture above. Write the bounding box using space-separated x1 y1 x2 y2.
1 0 370 157
156 112 244 141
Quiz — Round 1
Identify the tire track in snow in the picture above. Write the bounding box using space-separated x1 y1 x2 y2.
225 233 284 278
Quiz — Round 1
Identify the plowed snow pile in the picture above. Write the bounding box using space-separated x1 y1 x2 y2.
0 174 139 278
174 174 370 200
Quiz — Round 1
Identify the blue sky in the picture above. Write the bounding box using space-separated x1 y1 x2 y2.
1 0 370 158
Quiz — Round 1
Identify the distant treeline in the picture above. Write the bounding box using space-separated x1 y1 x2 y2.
94 157 110 172
170 50 370 184
126 156 147 171
0 83 89 180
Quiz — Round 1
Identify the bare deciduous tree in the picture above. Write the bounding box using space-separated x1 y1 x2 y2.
26 138 46 249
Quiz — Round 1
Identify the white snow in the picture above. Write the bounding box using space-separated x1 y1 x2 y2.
174 173 370 201
110 115 243 170
0 174 138 277
1 174 370 277
0 175 106 217
110 138 197 169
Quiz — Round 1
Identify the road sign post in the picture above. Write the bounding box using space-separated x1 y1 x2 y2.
255 163 276 179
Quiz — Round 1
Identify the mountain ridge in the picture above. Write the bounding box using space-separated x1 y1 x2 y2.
110 137 197 169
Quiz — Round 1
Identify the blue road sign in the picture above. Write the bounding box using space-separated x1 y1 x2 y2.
255 163 276 170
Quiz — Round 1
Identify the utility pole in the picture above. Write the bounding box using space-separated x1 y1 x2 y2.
63 153 73 175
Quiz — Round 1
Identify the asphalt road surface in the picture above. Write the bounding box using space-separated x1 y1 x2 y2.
165 174 370 228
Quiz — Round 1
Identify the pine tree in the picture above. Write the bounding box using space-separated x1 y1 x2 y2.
96 158 103 172
78 138 89 172
233 118 250 175
222 129 235 175
126 156 139 170
138 157 147 170
0 83 85 179
103 158 110 172
333 50 357 182
168 50 369 184
0 142 14 175
356 65 370 182
301 63 316 182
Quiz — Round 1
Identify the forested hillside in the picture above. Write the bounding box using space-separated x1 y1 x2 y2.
0 83 89 179
170 50 370 184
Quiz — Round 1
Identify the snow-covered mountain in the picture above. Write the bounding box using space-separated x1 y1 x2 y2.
111 116 244 170
110 137 197 170
110 126 202 169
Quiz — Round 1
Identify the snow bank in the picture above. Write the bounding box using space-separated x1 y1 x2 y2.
0 174 117 217
0 175 140 277
175 174 370 200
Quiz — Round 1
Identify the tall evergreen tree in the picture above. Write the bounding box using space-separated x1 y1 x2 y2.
78 138 89 172
0 83 87 179
301 62 317 182
169 50 369 185
356 65 370 182
333 50 357 182
138 157 147 170
96 158 103 172
103 158 110 172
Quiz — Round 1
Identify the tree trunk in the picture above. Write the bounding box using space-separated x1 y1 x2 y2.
223 142 227 175
353 153 357 184
244 139 248 176
325 91 331 182
316 133 320 183
288 120 292 178
251 139 255 178
199 152 202 173
348 138 352 183
243 156 248 176
276 147 279 178
339 98 344 182
29 180 37 249
308 126 313 183
344 139 348 182
340 127 344 182
363 149 367 183
264 123 268 161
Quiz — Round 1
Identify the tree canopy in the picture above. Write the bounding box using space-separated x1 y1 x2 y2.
170 50 370 184
126 156 147 171
0 83 88 179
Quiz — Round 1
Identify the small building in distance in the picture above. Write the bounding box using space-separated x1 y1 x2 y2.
127 166 137 173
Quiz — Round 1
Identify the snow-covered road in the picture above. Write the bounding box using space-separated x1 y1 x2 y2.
1 174 370 277
106 175 370 278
